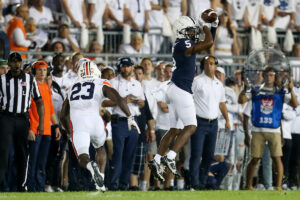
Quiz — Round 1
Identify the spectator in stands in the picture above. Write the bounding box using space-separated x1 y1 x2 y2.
44 41 66 63
226 0 248 28
148 0 168 53
29 0 53 25
189 0 211 21
27 61 61 192
244 0 263 29
125 0 150 31
240 66 298 190
6 4 34 59
25 18 47 59
0 1 4 24
211 10 240 64
61 0 87 27
261 0 279 27
0 59 9 75
51 23 79 52
87 0 109 28
105 0 125 29
295 0 300 31
290 43 300 83
86 41 103 64
274 0 295 29
119 33 150 63
44 0 62 15
166 0 187 26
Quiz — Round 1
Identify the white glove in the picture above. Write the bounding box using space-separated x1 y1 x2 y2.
128 115 141 134
211 17 219 28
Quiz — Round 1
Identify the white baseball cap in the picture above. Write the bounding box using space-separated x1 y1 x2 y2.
216 67 225 74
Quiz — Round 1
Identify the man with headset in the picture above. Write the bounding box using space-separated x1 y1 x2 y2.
189 55 230 190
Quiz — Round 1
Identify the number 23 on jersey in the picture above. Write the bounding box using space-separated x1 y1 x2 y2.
70 82 95 101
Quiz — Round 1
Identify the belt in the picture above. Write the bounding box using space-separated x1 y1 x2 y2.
111 115 128 123
0 111 28 118
197 116 217 123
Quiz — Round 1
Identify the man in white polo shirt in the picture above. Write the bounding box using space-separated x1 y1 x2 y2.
190 55 230 190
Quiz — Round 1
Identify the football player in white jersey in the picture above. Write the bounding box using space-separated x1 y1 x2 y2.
60 61 140 191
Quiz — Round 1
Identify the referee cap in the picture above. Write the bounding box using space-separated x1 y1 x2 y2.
8 52 22 62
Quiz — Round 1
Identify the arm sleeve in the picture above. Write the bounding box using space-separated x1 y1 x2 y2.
12 28 31 47
31 78 41 100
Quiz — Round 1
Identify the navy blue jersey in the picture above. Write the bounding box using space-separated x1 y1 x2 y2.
251 91 285 129
171 38 196 94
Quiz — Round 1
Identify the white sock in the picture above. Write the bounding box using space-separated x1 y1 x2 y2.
100 172 105 180
87 162 94 176
154 154 162 164
177 179 184 190
141 181 147 191
167 150 177 160
170 179 174 187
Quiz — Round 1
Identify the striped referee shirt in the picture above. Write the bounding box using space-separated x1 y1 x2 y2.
0 71 41 114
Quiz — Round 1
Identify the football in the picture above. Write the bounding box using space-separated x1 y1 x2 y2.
201 9 218 23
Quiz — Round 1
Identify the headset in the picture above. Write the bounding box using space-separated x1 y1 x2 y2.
200 55 218 70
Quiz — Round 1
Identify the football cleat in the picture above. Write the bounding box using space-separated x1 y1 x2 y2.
148 160 165 182
161 156 181 178
90 161 104 189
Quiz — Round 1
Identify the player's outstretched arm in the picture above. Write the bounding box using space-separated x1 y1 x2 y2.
60 99 71 134
102 85 131 117
184 26 213 56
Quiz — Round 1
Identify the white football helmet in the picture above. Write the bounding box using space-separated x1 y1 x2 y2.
77 61 101 81
173 16 198 40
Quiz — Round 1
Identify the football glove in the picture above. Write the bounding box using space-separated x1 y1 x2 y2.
128 115 141 134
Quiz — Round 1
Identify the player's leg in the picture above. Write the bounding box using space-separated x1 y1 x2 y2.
161 86 197 176
91 117 107 191
149 102 179 181
72 130 104 189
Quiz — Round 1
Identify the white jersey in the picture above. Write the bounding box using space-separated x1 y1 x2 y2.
68 78 111 155
68 78 111 116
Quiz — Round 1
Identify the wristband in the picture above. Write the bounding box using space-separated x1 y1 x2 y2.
54 124 60 129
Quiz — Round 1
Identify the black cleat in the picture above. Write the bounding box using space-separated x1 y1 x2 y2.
148 160 165 182
161 155 181 178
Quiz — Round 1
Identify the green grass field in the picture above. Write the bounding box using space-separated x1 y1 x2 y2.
1 191 300 200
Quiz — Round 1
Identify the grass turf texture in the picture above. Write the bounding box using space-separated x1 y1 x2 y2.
1 191 300 200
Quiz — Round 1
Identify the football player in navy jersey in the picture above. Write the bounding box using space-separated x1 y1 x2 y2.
148 14 219 181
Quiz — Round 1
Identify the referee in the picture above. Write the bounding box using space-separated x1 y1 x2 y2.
0 52 45 191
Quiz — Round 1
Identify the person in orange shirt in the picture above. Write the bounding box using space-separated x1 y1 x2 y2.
6 5 34 59
27 60 61 192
